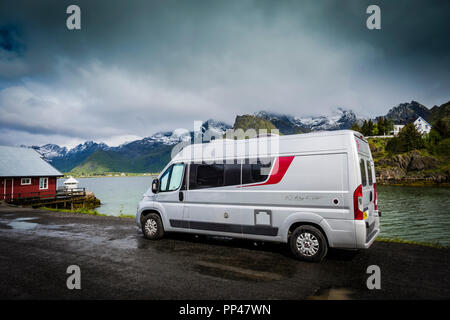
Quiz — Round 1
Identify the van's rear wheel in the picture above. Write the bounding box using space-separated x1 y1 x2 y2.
142 213 164 240
290 225 328 262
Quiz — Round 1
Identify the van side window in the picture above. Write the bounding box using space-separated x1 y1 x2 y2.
168 163 184 191
160 163 185 192
190 163 224 189
242 159 272 184
159 165 172 192
360 159 367 187
367 161 373 186
224 163 241 186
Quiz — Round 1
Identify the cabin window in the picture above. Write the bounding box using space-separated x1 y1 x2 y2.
367 161 373 186
224 163 241 186
359 159 367 187
159 163 185 192
39 177 48 190
21 178 31 185
189 163 224 189
242 159 272 184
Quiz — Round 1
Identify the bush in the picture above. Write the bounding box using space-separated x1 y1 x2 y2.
436 138 450 156
386 123 424 153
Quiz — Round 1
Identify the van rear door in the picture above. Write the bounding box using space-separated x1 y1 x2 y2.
355 136 376 234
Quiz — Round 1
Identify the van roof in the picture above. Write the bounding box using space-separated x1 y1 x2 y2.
173 130 361 162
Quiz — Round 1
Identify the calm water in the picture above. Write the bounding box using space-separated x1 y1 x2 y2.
58 176 155 217
58 177 450 245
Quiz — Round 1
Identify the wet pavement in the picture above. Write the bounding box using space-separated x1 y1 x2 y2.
0 205 449 299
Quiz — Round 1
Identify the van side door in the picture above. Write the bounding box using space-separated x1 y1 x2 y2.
183 161 243 235
155 163 186 225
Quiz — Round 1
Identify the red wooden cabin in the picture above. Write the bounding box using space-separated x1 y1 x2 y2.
0 146 63 201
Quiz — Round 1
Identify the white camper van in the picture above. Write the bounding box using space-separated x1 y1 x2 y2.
136 130 380 261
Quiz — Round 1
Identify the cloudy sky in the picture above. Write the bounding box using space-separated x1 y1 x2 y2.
0 0 449 148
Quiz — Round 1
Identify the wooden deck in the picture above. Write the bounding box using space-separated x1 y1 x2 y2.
3 188 93 209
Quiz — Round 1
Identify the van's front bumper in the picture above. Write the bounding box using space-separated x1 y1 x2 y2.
355 215 380 249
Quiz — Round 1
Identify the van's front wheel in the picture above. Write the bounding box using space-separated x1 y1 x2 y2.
290 225 328 262
142 213 164 240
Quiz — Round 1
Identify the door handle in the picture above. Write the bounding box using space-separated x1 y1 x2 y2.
179 191 184 202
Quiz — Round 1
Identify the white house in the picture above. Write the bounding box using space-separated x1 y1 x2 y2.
390 125 405 136
414 117 432 134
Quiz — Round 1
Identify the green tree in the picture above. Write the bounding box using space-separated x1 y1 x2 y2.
433 119 449 139
361 120 374 136
377 117 385 135
386 122 424 153
372 124 379 135
361 120 369 136
350 122 362 133
384 119 394 135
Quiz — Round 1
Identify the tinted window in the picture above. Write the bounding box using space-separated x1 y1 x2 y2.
367 161 373 186
360 159 367 187
224 163 241 186
242 159 272 184
190 163 224 189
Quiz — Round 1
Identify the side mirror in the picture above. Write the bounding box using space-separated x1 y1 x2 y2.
151 179 160 193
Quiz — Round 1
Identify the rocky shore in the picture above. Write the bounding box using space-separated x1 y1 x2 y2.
375 150 449 186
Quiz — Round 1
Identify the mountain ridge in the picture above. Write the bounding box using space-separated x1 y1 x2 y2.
28 101 448 174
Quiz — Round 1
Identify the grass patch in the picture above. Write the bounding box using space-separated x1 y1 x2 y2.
42 207 107 217
41 207 135 219
376 237 448 249
118 214 135 219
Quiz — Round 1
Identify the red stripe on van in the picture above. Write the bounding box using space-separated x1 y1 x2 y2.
241 156 294 187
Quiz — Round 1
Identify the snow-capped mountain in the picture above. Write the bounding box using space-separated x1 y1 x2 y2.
31 141 110 172
295 108 360 131
31 144 68 160
383 101 430 124
116 119 232 150
67 141 109 155
254 108 360 133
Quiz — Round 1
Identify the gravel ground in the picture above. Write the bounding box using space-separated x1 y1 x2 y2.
0 205 448 299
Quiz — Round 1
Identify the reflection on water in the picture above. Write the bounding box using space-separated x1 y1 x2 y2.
377 185 450 245
58 177 450 245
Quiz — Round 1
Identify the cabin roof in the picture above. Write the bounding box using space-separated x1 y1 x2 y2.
0 146 63 177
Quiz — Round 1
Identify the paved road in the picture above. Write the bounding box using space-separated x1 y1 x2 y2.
0 205 448 299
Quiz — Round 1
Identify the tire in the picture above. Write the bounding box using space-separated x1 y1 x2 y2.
141 213 164 240
289 225 328 262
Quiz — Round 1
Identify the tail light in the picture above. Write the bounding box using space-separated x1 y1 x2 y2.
353 184 364 220
373 183 378 210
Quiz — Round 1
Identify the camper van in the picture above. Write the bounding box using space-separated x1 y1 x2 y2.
136 130 380 261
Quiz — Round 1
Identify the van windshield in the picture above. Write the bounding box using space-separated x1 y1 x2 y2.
360 158 367 186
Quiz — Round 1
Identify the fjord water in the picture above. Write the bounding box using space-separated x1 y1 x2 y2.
58 177 450 245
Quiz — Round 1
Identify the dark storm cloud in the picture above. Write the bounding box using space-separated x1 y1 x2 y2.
0 0 449 147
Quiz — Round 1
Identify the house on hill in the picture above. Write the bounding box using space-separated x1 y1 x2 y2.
414 116 432 134
0 146 63 201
